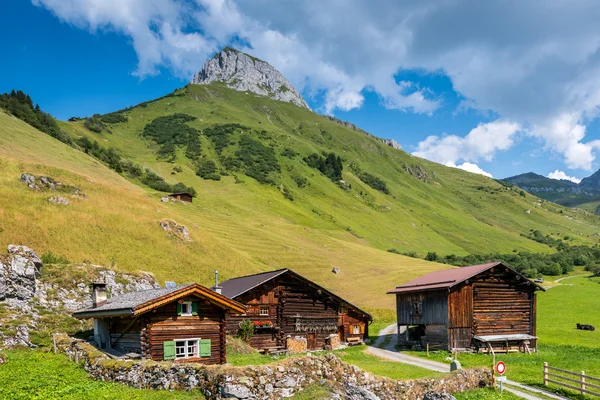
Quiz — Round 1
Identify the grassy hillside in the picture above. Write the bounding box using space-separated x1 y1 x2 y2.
4 83 600 309
62 83 600 256
0 110 443 310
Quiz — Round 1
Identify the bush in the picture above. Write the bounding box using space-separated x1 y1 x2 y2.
425 252 438 261
387 249 401 254
281 148 298 159
236 135 280 184
196 160 221 180
100 112 127 124
238 320 255 342
142 114 199 161
84 115 109 133
282 186 294 201
304 152 343 182
358 171 389 194
204 123 247 154
292 176 307 188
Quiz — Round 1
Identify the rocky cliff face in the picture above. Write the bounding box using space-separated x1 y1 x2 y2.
192 47 311 110
0 245 159 348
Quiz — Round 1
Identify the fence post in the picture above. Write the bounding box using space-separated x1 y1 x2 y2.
426 343 429 357
581 371 586 395
543 362 548 386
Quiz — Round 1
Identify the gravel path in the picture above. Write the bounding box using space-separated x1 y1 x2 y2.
366 324 569 400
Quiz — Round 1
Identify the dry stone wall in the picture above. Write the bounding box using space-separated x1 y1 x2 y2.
57 335 491 400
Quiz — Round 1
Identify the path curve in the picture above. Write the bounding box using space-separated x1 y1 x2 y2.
367 324 569 400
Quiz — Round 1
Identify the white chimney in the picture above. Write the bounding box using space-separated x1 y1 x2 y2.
214 270 222 294
91 281 107 308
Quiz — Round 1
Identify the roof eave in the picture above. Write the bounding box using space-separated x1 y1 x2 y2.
72 308 133 319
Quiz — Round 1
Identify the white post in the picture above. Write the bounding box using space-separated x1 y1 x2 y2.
543 362 548 386
581 371 586 395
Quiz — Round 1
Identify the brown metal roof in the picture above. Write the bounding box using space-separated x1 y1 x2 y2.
218 269 372 320
387 262 545 294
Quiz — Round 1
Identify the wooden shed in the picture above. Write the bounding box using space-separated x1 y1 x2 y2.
168 192 193 203
387 262 544 353
73 282 245 364
217 269 372 352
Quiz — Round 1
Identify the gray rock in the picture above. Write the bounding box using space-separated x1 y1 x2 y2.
382 139 403 150
192 47 310 110
159 220 190 241
48 196 69 205
20 173 38 189
423 391 456 400
222 383 252 398
343 382 380 400
160 197 169 203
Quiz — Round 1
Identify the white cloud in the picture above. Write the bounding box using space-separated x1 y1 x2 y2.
32 0 600 169
447 162 493 178
547 170 581 184
413 120 520 165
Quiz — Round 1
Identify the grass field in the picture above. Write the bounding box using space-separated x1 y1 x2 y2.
412 274 600 399
0 350 204 400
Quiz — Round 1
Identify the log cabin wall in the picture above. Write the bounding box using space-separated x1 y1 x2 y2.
225 273 370 350
226 284 280 349
108 317 142 354
395 290 448 326
142 297 226 364
448 284 473 349
471 270 535 337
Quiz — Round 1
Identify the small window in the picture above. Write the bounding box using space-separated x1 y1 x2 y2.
180 301 193 316
352 324 360 334
175 339 199 359
411 301 422 316
259 306 269 316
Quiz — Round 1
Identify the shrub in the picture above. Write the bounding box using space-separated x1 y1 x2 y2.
292 176 308 188
196 160 221 181
236 135 280 184
142 114 199 161
387 249 401 254
204 123 247 154
281 148 298 159
304 152 343 182
358 171 389 194
282 186 294 201
425 252 439 261
100 112 127 124
238 320 255 342
84 115 109 133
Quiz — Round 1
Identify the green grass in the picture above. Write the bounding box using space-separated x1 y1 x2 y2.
334 346 443 380
289 383 332 399
455 387 521 399
0 350 204 400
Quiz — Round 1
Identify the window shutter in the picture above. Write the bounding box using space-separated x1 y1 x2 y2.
163 341 176 360
359 324 365 334
192 302 198 316
200 339 211 357
176 303 182 316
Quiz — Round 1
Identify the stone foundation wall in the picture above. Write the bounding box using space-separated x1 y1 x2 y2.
57 335 491 400
328 334 341 350
286 336 307 353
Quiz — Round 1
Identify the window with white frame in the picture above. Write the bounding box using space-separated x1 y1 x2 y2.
175 339 199 359
352 324 360 334
180 301 192 316
259 306 269 316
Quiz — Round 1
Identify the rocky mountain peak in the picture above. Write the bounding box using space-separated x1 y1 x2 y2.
192 47 311 110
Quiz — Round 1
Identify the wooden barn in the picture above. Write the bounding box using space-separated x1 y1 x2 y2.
168 192 193 203
216 269 372 352
73 282 245 364
387 262 544 353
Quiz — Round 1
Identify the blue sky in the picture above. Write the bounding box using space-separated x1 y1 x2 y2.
3 1 600 182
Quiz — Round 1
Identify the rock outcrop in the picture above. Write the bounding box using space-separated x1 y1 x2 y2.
0 245 159 347
192 47 311 110
160 219 191 241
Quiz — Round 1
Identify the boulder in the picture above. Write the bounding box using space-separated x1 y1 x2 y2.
423 391 456 400
48 196 69 205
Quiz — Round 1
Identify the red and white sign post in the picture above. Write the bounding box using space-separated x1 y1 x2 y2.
496 361 507 392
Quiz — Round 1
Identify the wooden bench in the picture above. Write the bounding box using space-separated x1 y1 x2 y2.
346 337 364 346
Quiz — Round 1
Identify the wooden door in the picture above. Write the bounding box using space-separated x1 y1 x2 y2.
338 325 345 342
307 333 317 350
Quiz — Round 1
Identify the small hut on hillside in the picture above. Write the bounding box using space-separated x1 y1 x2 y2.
168 192 193 203
216 269 372 352
387 262 544 353
73 283 245 364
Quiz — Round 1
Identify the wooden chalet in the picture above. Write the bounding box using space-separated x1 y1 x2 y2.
387 262 545 353
168 192 193 203
73 282 245 364
216 269 372 351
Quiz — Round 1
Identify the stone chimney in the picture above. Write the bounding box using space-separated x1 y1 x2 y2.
213 270 222 294
91 281 107 308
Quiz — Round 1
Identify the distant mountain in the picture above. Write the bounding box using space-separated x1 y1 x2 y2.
192 47 311 109
503 171 600 212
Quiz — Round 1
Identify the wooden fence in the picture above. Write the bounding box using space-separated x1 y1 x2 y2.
544 362 600 397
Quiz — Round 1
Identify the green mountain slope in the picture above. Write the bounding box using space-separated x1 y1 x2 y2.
0 109 445 310
61 83 600 256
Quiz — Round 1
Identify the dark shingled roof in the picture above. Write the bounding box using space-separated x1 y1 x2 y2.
387 262 545 294
75 284 193 316
73 283 246 318
217 269 372 321
218 269 288 299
